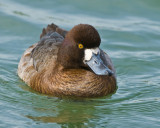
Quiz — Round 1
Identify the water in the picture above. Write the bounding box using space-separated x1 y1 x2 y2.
0 0 160 127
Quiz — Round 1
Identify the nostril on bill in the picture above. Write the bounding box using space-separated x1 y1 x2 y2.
94 60 98 64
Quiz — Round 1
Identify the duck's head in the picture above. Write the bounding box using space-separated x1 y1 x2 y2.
57 24 113 76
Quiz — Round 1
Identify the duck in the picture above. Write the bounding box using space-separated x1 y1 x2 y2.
18 23 117 98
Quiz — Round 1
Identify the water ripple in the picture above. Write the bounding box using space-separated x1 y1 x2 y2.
0 0 160 34
0 0 160 127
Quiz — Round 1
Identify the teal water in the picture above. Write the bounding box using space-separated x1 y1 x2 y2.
0 0 160 127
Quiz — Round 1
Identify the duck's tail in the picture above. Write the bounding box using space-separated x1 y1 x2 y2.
40 23 68 39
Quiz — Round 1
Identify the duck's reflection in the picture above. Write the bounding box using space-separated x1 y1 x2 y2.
19 83 113 127
26 108 92 123
26 97 98 127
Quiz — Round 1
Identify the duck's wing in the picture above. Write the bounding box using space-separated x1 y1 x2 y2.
31 24 67 71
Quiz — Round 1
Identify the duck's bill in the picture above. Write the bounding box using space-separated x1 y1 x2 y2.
84 48 113 76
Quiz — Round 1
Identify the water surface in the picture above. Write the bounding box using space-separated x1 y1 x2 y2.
0 0 160 127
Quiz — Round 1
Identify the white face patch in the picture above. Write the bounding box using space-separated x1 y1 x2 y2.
84 47 99 63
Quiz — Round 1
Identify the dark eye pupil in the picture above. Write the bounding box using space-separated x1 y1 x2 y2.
78 43 83 49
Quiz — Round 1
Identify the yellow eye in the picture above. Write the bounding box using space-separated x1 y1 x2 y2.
78 43 84 49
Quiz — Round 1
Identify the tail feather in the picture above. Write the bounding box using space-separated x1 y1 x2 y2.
40 23 68 39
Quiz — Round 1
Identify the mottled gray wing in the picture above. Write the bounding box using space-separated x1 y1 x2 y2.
31 32 64 71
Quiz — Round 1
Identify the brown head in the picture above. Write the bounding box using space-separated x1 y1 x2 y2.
57 24 113 76
67 24 101 48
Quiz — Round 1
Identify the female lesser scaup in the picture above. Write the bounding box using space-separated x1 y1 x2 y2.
18 23 117 97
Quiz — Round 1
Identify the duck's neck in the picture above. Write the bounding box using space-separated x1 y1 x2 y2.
57 38 84 69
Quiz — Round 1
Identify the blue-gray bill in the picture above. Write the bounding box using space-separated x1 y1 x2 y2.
86 53 113 76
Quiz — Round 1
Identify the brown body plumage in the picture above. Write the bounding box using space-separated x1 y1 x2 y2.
18 23 117 98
